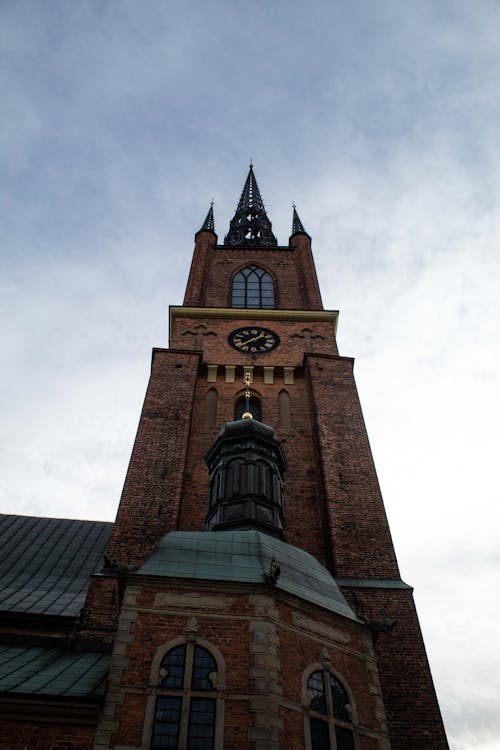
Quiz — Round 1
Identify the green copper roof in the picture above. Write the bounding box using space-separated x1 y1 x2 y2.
0 514 113 617
138 530 356 621
0 645 110 698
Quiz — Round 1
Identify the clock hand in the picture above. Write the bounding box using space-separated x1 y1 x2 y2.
244 332 265 345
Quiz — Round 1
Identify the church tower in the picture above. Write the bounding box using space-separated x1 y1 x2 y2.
81 166 448 749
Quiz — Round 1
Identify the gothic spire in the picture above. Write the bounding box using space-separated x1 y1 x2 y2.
199 202 215 233
224 164 277 247
291 204 308 237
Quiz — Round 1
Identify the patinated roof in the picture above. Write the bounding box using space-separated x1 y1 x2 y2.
0 645 110 698
0 515 113 617
138 530 357 621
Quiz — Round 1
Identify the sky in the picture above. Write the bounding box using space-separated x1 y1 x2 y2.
1 1 499 747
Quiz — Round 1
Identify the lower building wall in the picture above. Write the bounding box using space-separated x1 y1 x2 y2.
0 721 97 750
94 577 390 750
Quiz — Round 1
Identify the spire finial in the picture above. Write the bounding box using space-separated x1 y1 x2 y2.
242 372 253 419
224 165 277 247
291 204 308 237
199 202 215 234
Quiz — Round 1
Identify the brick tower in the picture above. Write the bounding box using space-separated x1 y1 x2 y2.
82 166 448 749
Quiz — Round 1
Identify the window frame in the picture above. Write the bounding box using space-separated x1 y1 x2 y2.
278 389 292 429
302 664 359 750
143 636 225 750
231 264 276 309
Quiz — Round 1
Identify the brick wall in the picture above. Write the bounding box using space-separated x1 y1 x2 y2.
0 721 96 750
342 587 449 750
96 578 389 750
306 353 400 579
183 233 323 311
170 316 339 365
107 349 200 567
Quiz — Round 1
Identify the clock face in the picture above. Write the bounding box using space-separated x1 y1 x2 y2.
228 327 280 354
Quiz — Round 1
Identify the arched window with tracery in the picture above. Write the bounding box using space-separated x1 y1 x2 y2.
306 668 355 750
150 640 223 749
231 265 275 308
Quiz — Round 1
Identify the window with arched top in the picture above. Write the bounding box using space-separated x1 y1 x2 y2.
150 641 223 750
205 388 218 428
306 669 355 750
231 265 275 308
278 389 291 429
234 394 262 422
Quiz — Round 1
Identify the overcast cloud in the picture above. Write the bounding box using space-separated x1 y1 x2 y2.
1 2 499 747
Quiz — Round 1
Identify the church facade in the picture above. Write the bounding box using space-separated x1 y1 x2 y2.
0 167 448 749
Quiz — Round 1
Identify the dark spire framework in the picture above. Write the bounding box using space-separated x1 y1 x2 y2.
291 204 308 236
200 202 215 233
224 165 278 247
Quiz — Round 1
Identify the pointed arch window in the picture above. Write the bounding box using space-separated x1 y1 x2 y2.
150 642 222 749
232 265 275 308
306 669 355 750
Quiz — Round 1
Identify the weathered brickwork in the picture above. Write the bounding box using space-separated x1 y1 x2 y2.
342 587 448 750
95 578 389 750
107 349 200 567
79 575 120 642
170 315 339 365
183 231 323 311
0 721 97 750
306 353 400 579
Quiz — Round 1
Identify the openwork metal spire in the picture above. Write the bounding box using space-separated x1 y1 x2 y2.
200 202 215 233
224 164 277 247
291 204 308 236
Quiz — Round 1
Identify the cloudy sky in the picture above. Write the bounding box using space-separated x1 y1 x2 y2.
1 1 499 747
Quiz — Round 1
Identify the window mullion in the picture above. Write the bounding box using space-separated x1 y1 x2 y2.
324 671 337 750
179 642 195 749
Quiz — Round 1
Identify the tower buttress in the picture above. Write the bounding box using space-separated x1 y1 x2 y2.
184 204 218 307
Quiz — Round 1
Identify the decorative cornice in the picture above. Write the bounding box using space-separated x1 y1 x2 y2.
169 306 339 337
